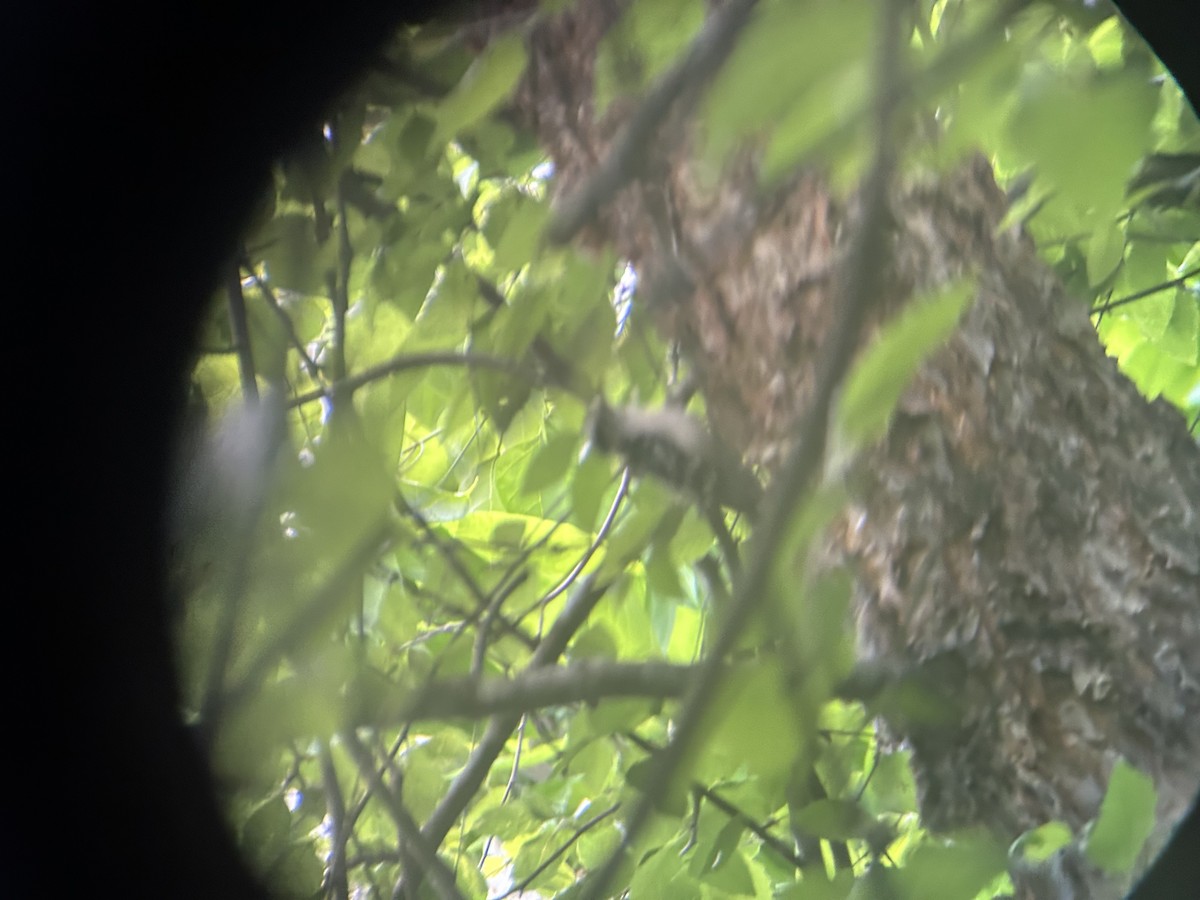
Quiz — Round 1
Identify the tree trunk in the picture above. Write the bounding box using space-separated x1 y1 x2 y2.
510 2 1200 896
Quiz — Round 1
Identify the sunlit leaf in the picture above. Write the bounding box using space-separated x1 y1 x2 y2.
1010 68 1156 217
1157 288 1199 365
629 841 694 899
695 662 803 786
1124 285 1175 341
702 0 872 165
522 432 580 494
1010 820 1074 864
1084 758 1157 874
1086 221 1126 287
575 821 624 871
493 196 549 272
890 830 1007 900
433 33 528 146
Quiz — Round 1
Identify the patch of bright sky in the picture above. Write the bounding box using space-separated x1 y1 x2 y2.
614 263 637 335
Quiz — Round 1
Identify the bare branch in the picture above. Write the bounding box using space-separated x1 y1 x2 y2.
341 730 466 900
226 267 259 403
365 661 696 725
286 350 533 410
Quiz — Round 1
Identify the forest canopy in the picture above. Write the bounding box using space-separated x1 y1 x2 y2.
171 1 1199 898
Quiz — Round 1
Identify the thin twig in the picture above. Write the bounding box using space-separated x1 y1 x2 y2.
342 730 467 900
1090 265 1199 314
471 570 530 679
244 265 324 381
467 493 583 675
321 742 351 900
497 803 621 899
394 576 612 898
530 466 631 610
287 350 534 410
226 267 260 402
622 731 806 871
475 273 584 394
331 183 352 386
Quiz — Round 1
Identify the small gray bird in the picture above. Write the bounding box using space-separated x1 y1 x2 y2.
584 396 763 518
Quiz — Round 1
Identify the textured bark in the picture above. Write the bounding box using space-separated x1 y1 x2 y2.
509 2 1200 896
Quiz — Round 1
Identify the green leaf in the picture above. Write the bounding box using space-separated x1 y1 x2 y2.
565 739 616 795
1124 283 1176 341
494 196 549 272
433 33 528 146
645 543 684 603
702 0 871 165
572 452 614 531
1084 759 1157 874
491 282 551 359
574 821 624 871
241 797 292 870
1010 820 1074 864
513 824 569 886
243 287 289 385
1086 221 1126 287
1157 288 1199 365
694 662 803 786
1011 69 1156 216
398 112 436 164
625 757 690 817
775 870 855 899
475 371 532 434
257 213 334 295
701 847 756 896
1086 16 1125 71
836 279 974 448
522 432 579 494
790 799 874 843
860 750 918 816
583 699 657 737
890 830 1007 900
266 841 326 899
598 491 679 577
593 0 705 117
761 63 869 184
629 841 694 899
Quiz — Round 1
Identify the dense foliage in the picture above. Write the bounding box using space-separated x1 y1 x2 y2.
173 1 1198 898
